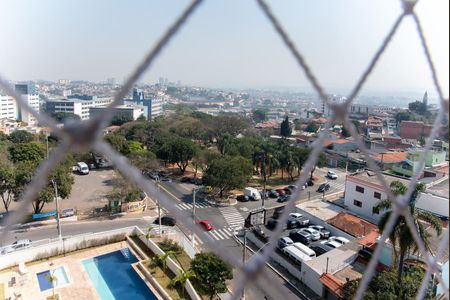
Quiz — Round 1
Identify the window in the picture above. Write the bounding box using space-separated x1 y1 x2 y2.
354 200 362 207
374 192 381 199
372 207 380 214
355 186 365 193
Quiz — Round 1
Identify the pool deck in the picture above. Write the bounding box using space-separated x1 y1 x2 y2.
0 241 128 300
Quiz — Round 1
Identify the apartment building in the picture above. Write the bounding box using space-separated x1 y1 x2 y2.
45 96 113 120
0 94 17 120
15 84 40 125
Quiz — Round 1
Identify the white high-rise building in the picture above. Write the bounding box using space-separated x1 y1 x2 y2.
45 96 113 120
0 94 17 120
15 84 40 125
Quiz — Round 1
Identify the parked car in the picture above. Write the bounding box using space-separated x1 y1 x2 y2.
60 208 76 218
287 219 302 229
300 228 321 241
283 188 292 195
244 187 261 201
181 176 191 183
237 195 250 202
321 240 342 249
276 189 286 196
159 176 172 183
197 220 214 231
253 226 269 242
317 183 330 193
146 172 159 180
288 213 309 226
328 236 350 245
289 230 311 245
1 239 32 255
307 179 314 186
309 225 330 239
154 216 176 226
327 170 338 180
277 195 290 203
76 162 89 175
278 237 294 249
288 185 298 190
268 189 279 198
266 219 289 231
310 245 328 256
191 177 203 185
272 206 285 219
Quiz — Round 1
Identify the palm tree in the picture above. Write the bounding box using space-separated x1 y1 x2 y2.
145 226 154 247
44 271 58 299
169 269 195 299
153 250 175 272
373 181 442 292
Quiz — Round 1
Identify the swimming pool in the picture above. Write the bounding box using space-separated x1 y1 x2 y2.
82 248 157 300
36 266 70 292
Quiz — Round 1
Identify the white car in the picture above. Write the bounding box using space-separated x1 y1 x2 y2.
309 225 330 239
322 240 342 249
327 170 338 179
300 228 321 241
289 213 303 220
328 236 350 245
1 239 32 255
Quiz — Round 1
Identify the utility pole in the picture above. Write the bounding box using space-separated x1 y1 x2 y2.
51 179 62 241
242 228 247 300
262 152 267 208
46 133 49 159
191 187 199 246
156 177 162 237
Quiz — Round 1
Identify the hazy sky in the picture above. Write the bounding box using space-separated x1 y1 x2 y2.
0 0 448 98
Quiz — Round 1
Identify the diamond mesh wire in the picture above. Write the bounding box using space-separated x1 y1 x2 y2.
0 0 448 299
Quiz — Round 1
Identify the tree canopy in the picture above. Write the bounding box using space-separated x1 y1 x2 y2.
190 252 233 300
8 142 46 163
111 113 133 126
203 155 252 198
8 130 35 144
252 109 268 123
280 116 292 137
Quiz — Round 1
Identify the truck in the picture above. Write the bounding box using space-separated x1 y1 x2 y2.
243 187 261 201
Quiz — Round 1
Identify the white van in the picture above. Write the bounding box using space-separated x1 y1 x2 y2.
292 242 316 258
77 162 89 175
283 245 312 265
243 187 261 201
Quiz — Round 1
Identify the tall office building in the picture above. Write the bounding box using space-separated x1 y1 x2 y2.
15 84 40 125
128 88 163 120
0 94 17 120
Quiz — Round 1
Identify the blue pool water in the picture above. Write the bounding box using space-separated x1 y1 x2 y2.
437 260 449 295
36 267 69 291
82 248 157 300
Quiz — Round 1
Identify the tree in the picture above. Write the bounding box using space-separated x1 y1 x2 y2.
8 142 45 163
203 156 252 198
280 116 292 137
373 181 442 293
162 137 197 173
136 114 146 121
217 133 233 155
310 152 326 180
8 130 35 143
111 113 133 126
0 162 15 212
128 151 159 173
104 134 130 155
252 109 268 123
191 148 219 178
292 147 310 176
408 101 427 115
169 270 195 298
190 252 233 300
153 250 175 272
342 266 433 300
305 121 319 133
127 140 144 154
50 112 81 123
45 271 58 299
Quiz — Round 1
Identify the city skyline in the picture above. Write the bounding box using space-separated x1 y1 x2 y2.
0 0 448 98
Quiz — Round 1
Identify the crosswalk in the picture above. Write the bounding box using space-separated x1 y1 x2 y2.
176 200 212 210
219 206 245 231
330 181 346 192
206 228 234 241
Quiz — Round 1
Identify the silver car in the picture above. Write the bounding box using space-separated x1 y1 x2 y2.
300 228 320 241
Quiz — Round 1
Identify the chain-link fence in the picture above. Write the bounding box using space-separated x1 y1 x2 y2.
0 0 448 299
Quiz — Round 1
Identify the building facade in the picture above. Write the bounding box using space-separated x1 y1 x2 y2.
90 105 145 121
15 84 40 124
45 96 113 120
0 94 17 120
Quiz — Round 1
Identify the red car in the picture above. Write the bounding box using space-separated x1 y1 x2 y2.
197 220 214 231
276 189 286 196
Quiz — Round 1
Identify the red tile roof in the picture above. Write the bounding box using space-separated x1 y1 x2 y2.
319 273 345 298
358 230 380 250
370 152 407 163
327 212 378 238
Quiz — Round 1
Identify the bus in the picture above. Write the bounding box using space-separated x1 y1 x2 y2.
282 245 312 266
292 242 316 258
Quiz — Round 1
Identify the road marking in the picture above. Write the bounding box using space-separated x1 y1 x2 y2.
176 201 212 210
219 206 245 230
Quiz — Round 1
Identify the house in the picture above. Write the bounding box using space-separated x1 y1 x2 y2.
370 151 407 170
327 212 379 238
392 150 447 177
344 171 410 223
399 121 433 139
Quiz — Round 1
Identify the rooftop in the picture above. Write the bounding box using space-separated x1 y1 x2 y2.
370 152 407 163
327 212 379 238
297 199 344 221
319 273 344 298
346 170 410 189
426 179 449 199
